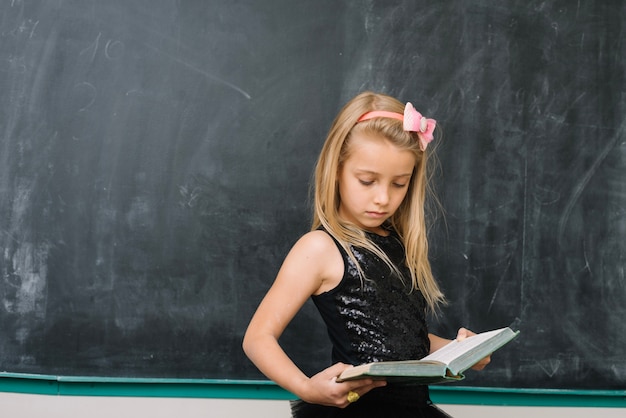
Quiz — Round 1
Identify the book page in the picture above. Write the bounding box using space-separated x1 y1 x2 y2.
421 328 503 365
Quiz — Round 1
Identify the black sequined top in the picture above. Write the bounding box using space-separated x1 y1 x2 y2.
312 229 431 367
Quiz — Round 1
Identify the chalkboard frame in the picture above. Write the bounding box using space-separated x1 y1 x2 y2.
1 373 625 408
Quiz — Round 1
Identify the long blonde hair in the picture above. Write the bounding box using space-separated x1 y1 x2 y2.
311 91 445 312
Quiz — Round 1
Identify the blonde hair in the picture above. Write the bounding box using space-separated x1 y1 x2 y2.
311 91 445 312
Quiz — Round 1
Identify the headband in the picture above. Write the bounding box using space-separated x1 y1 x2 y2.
357 102 436 151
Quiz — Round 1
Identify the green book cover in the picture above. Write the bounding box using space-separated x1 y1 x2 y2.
336 327 519 385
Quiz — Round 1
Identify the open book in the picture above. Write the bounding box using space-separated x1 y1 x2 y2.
336 327 519 385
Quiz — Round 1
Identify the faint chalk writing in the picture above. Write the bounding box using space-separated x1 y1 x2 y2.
79 33 124 62
73 81 97 112
79 32 102 63
104 39 125 60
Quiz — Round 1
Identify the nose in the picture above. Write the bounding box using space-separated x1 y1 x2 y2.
374 185 390 206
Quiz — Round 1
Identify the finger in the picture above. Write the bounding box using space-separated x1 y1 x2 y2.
456 327 469 341
472 355 492 370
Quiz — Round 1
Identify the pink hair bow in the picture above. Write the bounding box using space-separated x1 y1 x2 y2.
357 102 436 151
403 102 436 151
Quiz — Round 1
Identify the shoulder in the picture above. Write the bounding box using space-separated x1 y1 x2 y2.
292 229 337 254
284 230 344 295
287 230 342 271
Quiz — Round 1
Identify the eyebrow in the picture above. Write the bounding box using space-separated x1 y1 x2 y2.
354 169 413 178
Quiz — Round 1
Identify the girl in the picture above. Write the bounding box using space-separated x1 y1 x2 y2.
243 92 489 417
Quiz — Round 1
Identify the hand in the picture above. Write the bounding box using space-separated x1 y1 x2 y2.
299 363 387 408
456 328 491 371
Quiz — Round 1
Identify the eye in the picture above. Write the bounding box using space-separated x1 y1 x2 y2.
358 179 374 186
393 182 408 188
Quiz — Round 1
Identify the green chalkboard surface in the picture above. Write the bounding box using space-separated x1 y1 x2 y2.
1 1 624 391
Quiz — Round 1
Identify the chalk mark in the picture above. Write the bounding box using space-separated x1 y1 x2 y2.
105 39 125 60
73 81 97 112
79 32 101 63
487 253 515 313
537 358 560 378
520 156 528 318
144 43 251 100
0 228 20 244
557 121 624 245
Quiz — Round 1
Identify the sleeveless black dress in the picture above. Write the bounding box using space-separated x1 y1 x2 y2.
290 230 452 418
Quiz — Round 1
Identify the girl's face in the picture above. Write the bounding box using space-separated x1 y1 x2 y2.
337 133 415 235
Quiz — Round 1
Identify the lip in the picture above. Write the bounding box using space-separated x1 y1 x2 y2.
365 211 388 219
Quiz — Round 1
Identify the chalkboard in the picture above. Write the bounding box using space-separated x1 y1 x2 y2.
1 0 624 391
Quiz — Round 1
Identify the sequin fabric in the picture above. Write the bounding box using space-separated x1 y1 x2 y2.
312 230 430 366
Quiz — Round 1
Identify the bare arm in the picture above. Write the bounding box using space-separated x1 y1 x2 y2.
242 231 385 407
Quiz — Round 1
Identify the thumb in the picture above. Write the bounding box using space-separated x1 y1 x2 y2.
327 362 354 378
456 327 469 341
